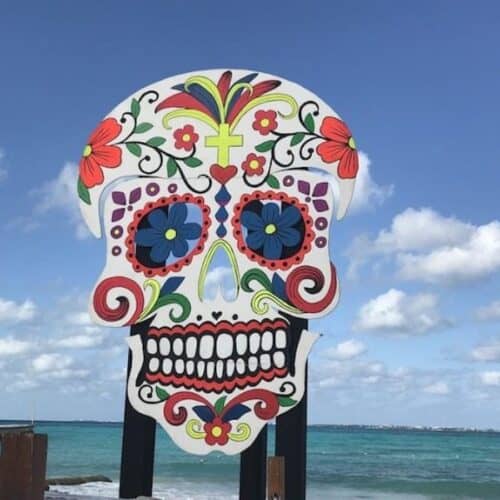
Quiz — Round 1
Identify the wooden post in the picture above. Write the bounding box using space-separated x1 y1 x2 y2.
239 425 267 500
119 324 157 499
275 318 308 500
267 456 285 500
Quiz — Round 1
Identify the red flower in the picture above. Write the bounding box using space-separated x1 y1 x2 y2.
252 110 278 135
242 153 266 176
316 117 359 179
203 417 232 446
173 124 199 151
79 118 122 188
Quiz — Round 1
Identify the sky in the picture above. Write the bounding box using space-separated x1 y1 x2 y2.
0 0 499 428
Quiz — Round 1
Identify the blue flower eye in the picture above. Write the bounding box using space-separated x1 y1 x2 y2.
127 195 210 276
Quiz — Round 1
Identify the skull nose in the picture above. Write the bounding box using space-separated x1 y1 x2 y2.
212 311 223 321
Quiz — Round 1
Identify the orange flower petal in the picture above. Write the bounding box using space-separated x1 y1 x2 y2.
80 156 104 188
316 141 347 163
319 116 351 143
91 145 122 168
338 149 359 179
88 118 122 148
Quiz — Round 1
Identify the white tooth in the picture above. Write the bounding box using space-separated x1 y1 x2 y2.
173 338 184 356
149 358 159 372
249 332 260 354
261 331 273 351
159 337 170 356
236 358 245 375
197 361 205 377
260 353 271 370
162 358 172 374
217 333 233 359
186 360 195 376
276 329 287 349
175 359 184 374
236 334 248 355
226 359 235 377
216 360 224 378
200 335 214 359
273 351 286 368
248 356 258 372
186 336 197 358
146 338 157 354
206 361 215 379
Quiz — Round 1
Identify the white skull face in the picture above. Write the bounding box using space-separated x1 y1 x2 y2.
78 69 358 455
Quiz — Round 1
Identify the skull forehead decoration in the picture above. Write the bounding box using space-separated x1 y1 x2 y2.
78 69 358 455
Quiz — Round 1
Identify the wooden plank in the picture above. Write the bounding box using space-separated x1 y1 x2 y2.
239 425 267 500
32 433 48 500
119 324 157 499
267 456 285 500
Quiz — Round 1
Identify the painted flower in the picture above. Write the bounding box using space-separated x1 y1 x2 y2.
111 188 141 222
79 118 122 188
241 202 302 259
134 203 201 263
297 181 329 212
203 417 232 446
252 109 278 135
241 153 266 176
316 116 359 179
173 124 199 151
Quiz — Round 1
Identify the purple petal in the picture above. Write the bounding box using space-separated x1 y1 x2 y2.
129 187 141 204
112 191 126 205
297 180 310 195
312 182 328 197
111 208 126 222
313 199 329 212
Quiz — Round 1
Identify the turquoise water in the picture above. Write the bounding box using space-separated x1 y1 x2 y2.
7 421 500 499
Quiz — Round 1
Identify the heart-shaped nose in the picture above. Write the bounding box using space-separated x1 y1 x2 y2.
212 311 223 321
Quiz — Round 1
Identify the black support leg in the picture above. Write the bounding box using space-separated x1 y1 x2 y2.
239 425 268 500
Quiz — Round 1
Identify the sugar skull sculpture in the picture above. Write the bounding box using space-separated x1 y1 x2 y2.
78 69 358 455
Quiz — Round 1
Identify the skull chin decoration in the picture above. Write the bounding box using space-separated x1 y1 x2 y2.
78 69 358 455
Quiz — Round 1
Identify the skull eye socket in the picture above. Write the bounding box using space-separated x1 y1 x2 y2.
232 191 315 270
126 194 211 276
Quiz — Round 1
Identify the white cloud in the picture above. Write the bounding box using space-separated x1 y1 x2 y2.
326 339 366 360
0 298 37 323
476 300 500 321
32 162 89 239
66 311 92 326
0 337 31 357
480 371 500 386
471 340 500 362
52 334 104 349
348 208 500 284
202 266 237 300
32 353 73 373
423 381 450 395
354 288 449 335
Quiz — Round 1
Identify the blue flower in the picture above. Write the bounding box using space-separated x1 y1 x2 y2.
240 202 302 259
135 204 202 264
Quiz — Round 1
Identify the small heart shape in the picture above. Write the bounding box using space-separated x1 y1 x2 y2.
211 311 223 321
210 164 237 185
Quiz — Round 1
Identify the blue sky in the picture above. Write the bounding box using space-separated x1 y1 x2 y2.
0 0 499 428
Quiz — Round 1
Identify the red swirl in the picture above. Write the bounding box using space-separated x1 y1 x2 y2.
221 389 279 420
163 391 214 426
285 263 337 314
93 277 144 325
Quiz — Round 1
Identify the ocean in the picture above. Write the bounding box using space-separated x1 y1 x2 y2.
9 421 500 499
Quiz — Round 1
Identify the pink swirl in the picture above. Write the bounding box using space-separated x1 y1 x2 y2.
93 276 144 325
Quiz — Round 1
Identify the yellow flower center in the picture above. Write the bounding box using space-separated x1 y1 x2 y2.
260 118 270 127
348 136 356 150
265 223 277 235
182 133 191 142
165 228 177 240
83 145 92 157
249 159 260 170
211 426 222 437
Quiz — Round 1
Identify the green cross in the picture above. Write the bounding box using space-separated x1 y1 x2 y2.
205 123 243 167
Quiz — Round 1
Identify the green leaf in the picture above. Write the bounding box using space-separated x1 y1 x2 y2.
147 136 166 147
134 122 153 134
278 396 297 407
255 140 275 153
155 386 169 401
184 157 202 168
126 143 142 157
214 396 227 415
167 157 178 177
290 132 305 146
266 174 280 189
131 98 140 118
77 177 91 205
304 113 315 133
